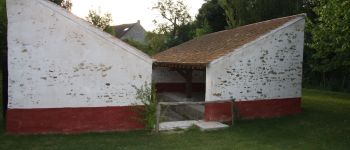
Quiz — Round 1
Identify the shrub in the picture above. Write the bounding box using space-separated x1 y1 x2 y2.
133 82 157 130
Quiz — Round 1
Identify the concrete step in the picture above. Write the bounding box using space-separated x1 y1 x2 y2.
159 120 198 131
159 120 229 131
195 120 229 131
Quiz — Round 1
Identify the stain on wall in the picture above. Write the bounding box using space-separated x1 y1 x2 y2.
206 18 304 101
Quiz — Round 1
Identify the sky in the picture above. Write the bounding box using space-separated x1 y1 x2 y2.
70 0 205 31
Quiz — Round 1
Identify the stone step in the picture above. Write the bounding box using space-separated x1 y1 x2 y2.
159 120 198 131
159 120 229 131
195 120 230 131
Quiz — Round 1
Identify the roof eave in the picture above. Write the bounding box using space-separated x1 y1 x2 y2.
153 62 207 70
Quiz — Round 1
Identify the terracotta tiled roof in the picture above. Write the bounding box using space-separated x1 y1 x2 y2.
153 15 301 69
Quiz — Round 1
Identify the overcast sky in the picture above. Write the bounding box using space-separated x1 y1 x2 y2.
70 0 205 31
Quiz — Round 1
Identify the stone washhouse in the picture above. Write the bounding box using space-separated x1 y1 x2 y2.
153 14 305 122
6 0 305 133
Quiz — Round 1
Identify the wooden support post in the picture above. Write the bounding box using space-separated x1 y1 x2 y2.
155 103 161 133
177 69 193 98
185 70 192 98
231 101 234 126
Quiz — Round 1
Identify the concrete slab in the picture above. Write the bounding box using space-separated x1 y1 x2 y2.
159 120 198 131
195 121 229 131
159 120 229 131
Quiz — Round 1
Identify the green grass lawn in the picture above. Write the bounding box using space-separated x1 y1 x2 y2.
0 78 349 150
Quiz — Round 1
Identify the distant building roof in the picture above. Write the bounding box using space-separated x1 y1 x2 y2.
153 15 302 69
112 20 140 38
113 23 135 38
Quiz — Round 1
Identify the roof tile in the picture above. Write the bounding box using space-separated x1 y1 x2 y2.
153 15 301 68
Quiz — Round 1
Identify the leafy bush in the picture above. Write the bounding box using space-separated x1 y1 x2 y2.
133 82 157 130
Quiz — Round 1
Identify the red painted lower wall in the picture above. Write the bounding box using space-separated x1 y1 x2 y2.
205 98 301 121
6 98 301 133
156 83 205 93
205 102 232 122
6 106 144 134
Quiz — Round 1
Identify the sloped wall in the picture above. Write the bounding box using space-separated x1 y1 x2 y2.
6 0 152 133
205 17 304 120
206 18 304 102
7 0 152 108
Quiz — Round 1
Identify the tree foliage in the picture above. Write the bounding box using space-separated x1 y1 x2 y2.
123 38 156 56
85 9 114 33
145 32 168 55
218 0 305 28
309 0 350 72
0 0 7 115
152 0 192 37
195 0 226 36
195 20 212 37
49 0 72 11
307 0 350 89
0 0 6 60
133 83 157 130
148 0 193 53
218 0 236 28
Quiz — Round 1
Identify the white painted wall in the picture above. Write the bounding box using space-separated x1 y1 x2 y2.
153 67 205 83
7 0 153 108
206 17 305 101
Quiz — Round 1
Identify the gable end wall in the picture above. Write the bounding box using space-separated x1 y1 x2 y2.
6 0 153 133
206 18 305 102
204 18 304 121
7 0 152 109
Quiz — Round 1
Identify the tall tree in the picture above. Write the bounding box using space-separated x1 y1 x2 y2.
166 23 196 47
149 0 193 52
0 0 7 65
218 0 305 28
308 0 350 88
195 0 227 35
49 0 72 11
0 0 7 116
85 9 114 33
145 32 168 55
152 0 192 38
218 0 237 28
0 0 6 53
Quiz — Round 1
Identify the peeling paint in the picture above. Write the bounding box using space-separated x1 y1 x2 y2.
206 18 304 101
7 0 152 108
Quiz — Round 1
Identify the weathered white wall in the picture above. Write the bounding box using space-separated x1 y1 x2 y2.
206 17 305 101
153 67 205 83
7 0 152 108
